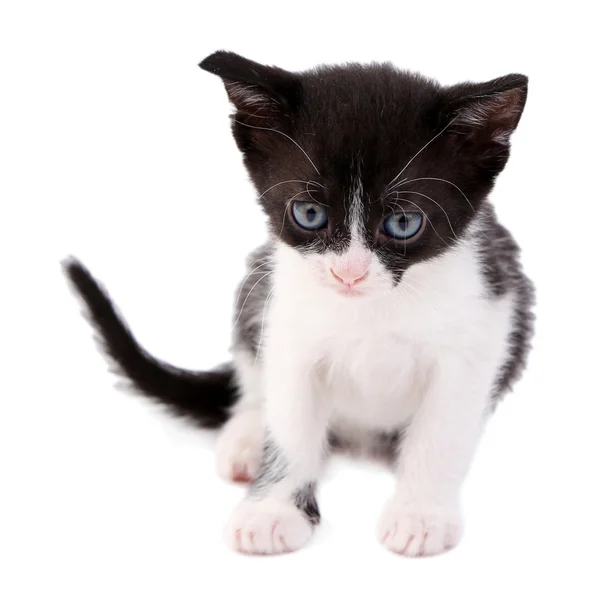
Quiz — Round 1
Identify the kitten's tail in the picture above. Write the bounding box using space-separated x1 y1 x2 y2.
63 258 237 428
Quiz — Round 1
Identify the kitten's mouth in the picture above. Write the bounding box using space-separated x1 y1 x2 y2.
332 283 367 297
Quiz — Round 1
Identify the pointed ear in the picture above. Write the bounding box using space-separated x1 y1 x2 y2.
442 74 528 175
445 74 528 146
199 51 302 125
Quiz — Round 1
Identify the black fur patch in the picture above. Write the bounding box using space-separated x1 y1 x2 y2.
293 483 320 525
201 52 528 284
63 259 237 427
249 437 320 525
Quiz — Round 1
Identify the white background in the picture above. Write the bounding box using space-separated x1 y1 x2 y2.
1 1 599 590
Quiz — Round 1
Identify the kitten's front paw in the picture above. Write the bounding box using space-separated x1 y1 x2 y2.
378 500 463 557
225 499 313 554
216 411 263 483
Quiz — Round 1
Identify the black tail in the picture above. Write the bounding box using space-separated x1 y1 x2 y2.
63 258 237 428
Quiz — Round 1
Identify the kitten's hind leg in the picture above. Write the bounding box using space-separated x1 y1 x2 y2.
216 348 265 482
216 409 263 483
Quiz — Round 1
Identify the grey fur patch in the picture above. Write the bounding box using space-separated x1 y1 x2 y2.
232 243 274 359
473 202 535 401
249 435 288 497
249 438 320 527
329 428 402 464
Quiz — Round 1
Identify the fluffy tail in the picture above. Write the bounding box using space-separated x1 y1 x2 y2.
63 258 237 428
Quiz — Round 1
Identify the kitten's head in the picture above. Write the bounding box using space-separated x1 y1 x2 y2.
200 51 527 296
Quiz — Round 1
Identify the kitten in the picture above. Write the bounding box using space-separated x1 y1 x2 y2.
65 51 534 557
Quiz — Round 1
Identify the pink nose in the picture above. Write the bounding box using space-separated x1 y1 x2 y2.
330 267 369 287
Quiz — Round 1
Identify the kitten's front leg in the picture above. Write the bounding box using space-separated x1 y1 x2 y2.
225 348 329 555
379 351 493 557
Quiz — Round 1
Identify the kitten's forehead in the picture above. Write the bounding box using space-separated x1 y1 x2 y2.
296 65 444 176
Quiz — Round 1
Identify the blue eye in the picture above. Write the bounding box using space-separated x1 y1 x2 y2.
292 202 328 230
382 212 423 239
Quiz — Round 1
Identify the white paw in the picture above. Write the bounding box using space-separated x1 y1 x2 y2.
216 410 263 483
378 500 463 557
225 498 313 554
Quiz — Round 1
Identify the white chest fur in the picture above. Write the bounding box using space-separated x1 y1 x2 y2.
262 238 514 434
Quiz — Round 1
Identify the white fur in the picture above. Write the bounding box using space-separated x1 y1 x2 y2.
225 81 274 109
225 498 313 554
225 219 515 555
216 409 263 482
378 501 463 556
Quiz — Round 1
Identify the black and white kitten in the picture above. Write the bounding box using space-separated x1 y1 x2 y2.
65 51 534 557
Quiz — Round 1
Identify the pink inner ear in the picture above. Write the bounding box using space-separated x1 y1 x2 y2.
455 88 525 145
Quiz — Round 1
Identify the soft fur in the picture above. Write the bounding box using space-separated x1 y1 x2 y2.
65 51 534 557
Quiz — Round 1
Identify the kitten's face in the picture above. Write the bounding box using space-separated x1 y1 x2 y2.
201 53 527 296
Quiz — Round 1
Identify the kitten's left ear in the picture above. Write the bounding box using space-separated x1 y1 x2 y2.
444 74 528 171
199 51 302 153
199 51 302 122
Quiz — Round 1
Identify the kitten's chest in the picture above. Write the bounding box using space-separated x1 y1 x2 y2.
322 321 428 430
271 285 441 429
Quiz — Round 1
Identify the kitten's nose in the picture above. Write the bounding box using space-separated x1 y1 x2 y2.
330 267 369 287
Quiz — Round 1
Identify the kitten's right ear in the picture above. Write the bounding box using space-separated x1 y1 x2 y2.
441 74 528 176
199 51 302 125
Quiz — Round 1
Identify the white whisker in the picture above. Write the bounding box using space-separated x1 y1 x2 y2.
232 259 272 311
277 191 310 238
402 274 440 295
397 285 416 319
387 116 457 188
254 288 275 364
257 179 310 200
304 183 328 207
390 176 474 212
390 190 460 242
388 197 453 248
233 271 274 330
234 119 321 176
402 279 438 312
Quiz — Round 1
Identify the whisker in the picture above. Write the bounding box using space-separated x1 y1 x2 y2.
387 197 453 248
233 271 274 330
387 116 458 188
390 177 474 212
232 259 272 311
397 285 416 319
234 119 321 176
390 190 460 242
254 288 275 363
401 274 440 295
392 203 409 258
304 183 328 207
386 177 408 195
276 190 312 238
402 279 438 312
257 179 312 200
371 204 398 258
402 283 421 308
